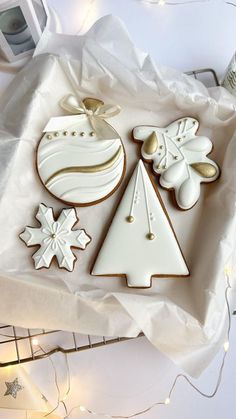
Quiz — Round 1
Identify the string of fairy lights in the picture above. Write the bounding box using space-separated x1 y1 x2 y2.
141 0 236 7
19 266 232 419
75 0 236 36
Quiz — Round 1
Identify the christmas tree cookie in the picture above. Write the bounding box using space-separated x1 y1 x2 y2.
91 160 189 288
133 117 220 210
37 96 126 206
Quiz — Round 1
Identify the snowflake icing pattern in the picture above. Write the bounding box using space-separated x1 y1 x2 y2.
20 204 91 271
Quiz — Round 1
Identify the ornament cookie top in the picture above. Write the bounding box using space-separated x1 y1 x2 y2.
20 204 91 271
92 160 189 288
133 117 220 210
37 96 126 206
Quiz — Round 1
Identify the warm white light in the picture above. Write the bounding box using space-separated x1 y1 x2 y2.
32 338 39 346
159 0 166 5
165 397 170 405
80 406 86 412
224 265 231 275
224 341 230 352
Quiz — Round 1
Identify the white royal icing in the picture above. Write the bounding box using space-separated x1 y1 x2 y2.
133 118 220 210
37 116 125 205
20 204 91 271
92 160 189 288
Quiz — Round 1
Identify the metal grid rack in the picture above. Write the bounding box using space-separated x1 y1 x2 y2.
0 68 221 368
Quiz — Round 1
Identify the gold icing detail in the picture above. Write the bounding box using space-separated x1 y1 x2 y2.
63 131 69 136
126 215 134 223
51 234 56 239
47 134 52 140
45 146 122 186
143 132 158 155
80 132 85 137
83 98 104 113
54 132 59 137
191 162 217 178
72 131 78 136
147 233 155 240
90 131 95 137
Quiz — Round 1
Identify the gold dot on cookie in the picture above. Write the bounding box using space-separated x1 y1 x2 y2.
54 132 59 137
63 131 69 136
162 164 167 169
51 234 56 239
126 215 134 223
160 145 164 149
80 132 85 137
72 131 78 136
147 233 155 240
89 131 95 137
46 134 52 139
177 138 181 142
174 156 178 160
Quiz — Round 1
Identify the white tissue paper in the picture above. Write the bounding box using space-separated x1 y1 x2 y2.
0 15 236 377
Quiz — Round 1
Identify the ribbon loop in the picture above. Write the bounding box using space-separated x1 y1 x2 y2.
60 94 121 119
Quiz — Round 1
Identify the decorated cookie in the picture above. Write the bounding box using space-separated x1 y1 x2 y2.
91 160 189 288
20 204 91 271
37 96 126 206
133 117 220 210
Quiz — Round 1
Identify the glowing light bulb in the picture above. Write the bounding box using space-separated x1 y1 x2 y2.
159 0 166 5
32 338 39 346
224 341 230 352
80 406 86 412
165 397 170 405
224 265 231 275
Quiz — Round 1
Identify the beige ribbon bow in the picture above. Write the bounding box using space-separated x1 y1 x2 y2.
59 95 121 138
60 95 121 119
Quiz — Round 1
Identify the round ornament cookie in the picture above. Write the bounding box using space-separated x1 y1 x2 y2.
133 117 220 210
37 96 126 206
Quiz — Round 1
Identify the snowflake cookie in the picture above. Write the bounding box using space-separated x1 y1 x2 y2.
133 117 220 210
20 204 91 271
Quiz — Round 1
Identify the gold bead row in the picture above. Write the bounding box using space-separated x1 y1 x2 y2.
46 131 95 139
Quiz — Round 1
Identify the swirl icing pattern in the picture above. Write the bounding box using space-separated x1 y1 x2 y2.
37 117 125 206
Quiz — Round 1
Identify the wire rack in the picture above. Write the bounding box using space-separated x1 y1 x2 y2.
0 68 221 368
